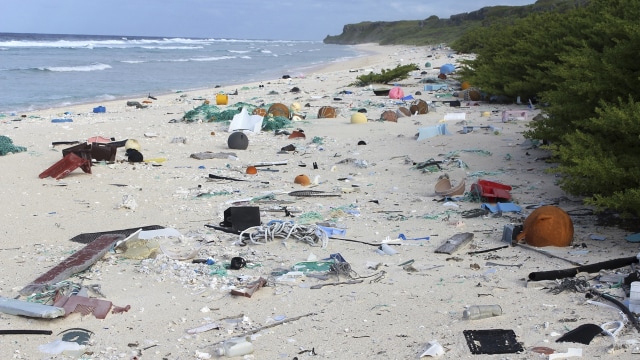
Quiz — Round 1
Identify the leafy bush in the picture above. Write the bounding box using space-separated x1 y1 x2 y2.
350 64 419 86
452 0 640 216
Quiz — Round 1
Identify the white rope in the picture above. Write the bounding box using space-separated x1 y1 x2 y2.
239 220 328 248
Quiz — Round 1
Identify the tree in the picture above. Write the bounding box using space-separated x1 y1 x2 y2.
453 0 640 216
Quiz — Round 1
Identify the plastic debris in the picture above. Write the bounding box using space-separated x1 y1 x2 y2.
20 234 124 296
548 348 583 359
39 339 85 355
0 135 27 155
420 340 445 357
0 297 65 318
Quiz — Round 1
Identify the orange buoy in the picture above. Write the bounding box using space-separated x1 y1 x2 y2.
267 103 290 119
317 106 337 118
294 174 311 186
516 206 574 247
246 166 258 175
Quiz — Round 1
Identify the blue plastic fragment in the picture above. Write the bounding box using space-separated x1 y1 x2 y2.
329 253 347 263
626 233 640 243
317 225 346 237
398 233 430 241
481 202 522 213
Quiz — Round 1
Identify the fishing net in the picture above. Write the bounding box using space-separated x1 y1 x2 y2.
261 115 292 131
181 102 259 123
0 135 27 156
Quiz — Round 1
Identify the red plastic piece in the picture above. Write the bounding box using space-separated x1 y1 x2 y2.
19 234 123 296
471 180 512 202
39 153 91 180
53 295 112 319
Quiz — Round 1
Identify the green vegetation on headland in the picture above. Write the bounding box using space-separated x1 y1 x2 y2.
328 0 640 218
323 0 587 46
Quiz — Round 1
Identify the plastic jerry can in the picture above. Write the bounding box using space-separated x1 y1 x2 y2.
216 336 254 357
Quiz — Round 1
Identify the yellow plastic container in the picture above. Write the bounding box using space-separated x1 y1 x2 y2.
350 112 367 124
216 94 228 105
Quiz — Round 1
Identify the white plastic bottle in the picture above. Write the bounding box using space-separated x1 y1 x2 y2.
216 337 254 357
463 305 502 320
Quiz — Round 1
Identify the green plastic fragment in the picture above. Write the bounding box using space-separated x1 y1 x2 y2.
291 261 335 273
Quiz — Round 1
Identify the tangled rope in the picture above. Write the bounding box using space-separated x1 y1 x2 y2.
549 276 591 294
239 220 328 248
330 261 358 279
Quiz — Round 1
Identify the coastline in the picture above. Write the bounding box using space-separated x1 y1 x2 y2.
0 36 362 115
1 43 637 359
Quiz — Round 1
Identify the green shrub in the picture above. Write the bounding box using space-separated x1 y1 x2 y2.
350 64 419 86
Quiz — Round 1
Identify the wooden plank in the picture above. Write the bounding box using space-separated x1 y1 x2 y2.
434 232 474 254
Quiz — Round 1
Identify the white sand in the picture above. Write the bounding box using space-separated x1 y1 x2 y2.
1 43 638 359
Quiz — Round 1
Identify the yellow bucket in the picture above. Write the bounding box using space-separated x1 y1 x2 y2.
216 94 228 105
481 111 491 117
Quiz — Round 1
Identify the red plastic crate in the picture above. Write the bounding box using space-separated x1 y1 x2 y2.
39 153 91 180
471 180 512 202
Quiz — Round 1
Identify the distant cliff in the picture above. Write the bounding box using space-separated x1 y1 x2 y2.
323 0 588 45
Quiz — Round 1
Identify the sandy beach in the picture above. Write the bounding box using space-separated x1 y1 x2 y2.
1 43 639 359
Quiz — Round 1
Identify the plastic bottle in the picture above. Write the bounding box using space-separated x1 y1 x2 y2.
463 305 502 320
629 282 640 313
216 337 254 357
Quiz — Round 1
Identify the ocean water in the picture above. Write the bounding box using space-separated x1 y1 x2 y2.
0 33 362 114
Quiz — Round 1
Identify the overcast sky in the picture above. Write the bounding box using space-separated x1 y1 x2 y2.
1 0 536 41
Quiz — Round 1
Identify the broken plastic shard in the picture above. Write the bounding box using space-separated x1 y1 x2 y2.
53 295 112 319
548 348 583 360
20 234 124 296
556 323 603 345
420 340 445 357
118 194 138 210
186 322 220 334
115 229 161 260
39 339 85 355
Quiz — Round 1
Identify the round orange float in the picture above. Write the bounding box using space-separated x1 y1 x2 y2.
294 174 311 186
